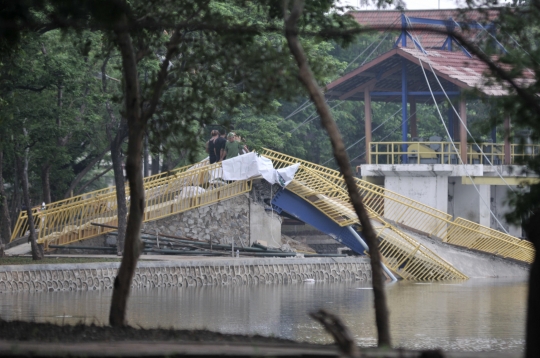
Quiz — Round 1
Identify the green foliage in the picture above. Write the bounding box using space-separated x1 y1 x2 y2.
0 0 366 208
458 1 540 223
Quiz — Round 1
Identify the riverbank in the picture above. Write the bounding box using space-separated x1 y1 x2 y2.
0 319 520 357
0 256 372 293
0 257 122 265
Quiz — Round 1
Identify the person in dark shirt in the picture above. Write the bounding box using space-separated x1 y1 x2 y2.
206 130 219 164
215 128 227 161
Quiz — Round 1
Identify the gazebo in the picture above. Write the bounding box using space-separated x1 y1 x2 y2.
325 10 514 165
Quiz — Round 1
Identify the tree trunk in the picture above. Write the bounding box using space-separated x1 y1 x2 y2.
109 17 145 327
313 141 321 164
524 211 540 358
143 135 149 177
111 125 128 256
161 151 174 172
151 153 160 175
0 150 12 244
10 160 20 229
16 148 42 261
41 164 52 204
284 0 391 347
109 11 182 327
63 145 110 199
75 166 113 195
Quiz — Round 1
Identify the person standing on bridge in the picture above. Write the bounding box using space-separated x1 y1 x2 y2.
206 130 219 164
215 128 227 162
236 135 249 155
223 132 243 160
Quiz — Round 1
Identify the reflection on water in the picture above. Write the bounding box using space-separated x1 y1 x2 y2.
0 278 527 353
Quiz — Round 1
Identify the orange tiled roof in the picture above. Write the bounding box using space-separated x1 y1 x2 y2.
349 9 499 49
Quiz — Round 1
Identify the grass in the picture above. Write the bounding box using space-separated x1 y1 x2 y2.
0 257 121 266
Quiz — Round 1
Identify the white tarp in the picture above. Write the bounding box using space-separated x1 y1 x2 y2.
222 152 299 187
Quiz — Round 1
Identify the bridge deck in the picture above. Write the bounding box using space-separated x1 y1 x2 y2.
9 149 533 281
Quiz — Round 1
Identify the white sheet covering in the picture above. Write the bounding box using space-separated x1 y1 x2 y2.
222 152 299 187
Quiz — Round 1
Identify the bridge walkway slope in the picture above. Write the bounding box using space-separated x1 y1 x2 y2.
261 149 535 265
278 164 466 281
10 161 251 249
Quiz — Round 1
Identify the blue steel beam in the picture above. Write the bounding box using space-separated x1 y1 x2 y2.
406 31 427 54
407 16 495 30
271 189 367 255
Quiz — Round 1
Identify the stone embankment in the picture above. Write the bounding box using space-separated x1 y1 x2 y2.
0 257 371 294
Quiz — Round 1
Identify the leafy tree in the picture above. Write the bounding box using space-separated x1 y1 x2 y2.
0 0 360 326
0 0 401 346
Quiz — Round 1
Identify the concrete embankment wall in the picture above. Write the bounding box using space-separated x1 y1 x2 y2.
0 257 371 294
404 229 529 279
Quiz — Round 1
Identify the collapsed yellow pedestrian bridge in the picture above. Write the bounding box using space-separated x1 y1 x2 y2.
10 149 534 281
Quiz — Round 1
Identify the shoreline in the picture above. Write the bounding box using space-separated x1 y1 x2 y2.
0 319 521 358
0 256 372 294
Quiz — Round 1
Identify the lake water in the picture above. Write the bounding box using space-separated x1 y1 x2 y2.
0 278 527 353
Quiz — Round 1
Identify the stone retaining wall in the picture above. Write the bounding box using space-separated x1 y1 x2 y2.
142 194 251 247
0 257 371 294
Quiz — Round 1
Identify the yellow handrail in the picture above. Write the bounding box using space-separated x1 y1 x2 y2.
10 159 208 242
260 148 534 264
446 218 535 263
368 141 540 165
18 161 250 248
286 166 467 280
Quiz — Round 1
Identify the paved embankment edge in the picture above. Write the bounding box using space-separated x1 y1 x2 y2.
0 257 371 293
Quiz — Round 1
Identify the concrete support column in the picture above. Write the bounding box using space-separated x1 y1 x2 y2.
459 98 467 164
365 89 372 164
504 116 511 165
492 185 522 236
478 184 491 228
410 97 418 139
384 174 449 234
453 181 490 227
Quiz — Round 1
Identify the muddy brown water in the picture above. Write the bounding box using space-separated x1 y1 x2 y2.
0 278 527 353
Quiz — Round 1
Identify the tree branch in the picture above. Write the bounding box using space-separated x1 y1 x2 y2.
310 309 360 358
284 0 391 347
142 30 184 122
63 145 110 199
75 165 113 195
14 85 47 92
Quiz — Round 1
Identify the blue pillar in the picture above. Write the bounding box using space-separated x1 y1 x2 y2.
401 58 408 163
491 127 497 143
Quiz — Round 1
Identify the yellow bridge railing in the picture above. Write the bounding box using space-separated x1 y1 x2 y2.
447 218 535 263
10 148 533 269
369 141 540 165
12 161 250 248
261 149 535 264
10 160 208 243
286 165 467 280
